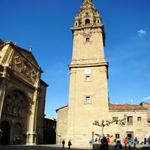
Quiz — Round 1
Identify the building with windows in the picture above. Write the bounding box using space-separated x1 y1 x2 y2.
56 0 150 148
0 40 48 145
43 118 56 144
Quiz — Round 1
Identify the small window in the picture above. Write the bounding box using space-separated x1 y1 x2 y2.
112 117 118 121
85 19 90 25
84 68 91 74
137 117 142 122
127 116 133 125
85 75 90 81
86 37 90 42
85 96 91 104
115 134 120 139
97 20 100 23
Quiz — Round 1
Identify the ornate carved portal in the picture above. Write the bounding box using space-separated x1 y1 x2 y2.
1 89 30 144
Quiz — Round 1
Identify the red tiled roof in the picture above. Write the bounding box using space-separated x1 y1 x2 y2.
109 104 147 111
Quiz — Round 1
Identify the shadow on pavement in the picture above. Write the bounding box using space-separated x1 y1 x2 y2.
0 145 150 150
0 145 91 150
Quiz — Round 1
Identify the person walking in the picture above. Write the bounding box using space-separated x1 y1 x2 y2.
148 136 150 145
68 140 72 149
133 137 138 149
62 139 65 149
124 137 128 149
114 140 123 150
99 136 108 150
106 136 110 145
144 137 147 145
128 137 132 150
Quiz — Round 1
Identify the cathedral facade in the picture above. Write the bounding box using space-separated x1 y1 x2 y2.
0 39 48 145
56 0 150 148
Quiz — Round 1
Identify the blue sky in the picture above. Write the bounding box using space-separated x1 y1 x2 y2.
0 0 150 118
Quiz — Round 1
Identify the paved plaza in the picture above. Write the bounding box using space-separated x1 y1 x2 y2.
0 145 150 150
0 145 91 150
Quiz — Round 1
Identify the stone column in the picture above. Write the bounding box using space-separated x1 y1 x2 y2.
26 73 40 145
0 79 7 121
26 88 39 145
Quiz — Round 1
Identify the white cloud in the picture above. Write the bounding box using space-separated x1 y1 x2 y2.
137 29 147 38
142 96 150 101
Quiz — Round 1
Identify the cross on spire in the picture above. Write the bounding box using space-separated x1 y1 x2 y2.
82 0 93 6
83 0 93 3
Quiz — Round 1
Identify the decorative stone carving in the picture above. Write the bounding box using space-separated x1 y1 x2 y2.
2 90 31 119
73 28 103 37
1 46 12 64
10 53 38 84
73 0 102 29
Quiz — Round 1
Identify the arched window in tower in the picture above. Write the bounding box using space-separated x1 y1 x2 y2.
85 96 92 104
85 19 90 25
86 12 89 16
86 37 90 42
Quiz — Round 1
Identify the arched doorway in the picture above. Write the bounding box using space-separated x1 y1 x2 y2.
0 121 10 144
1 89 30 144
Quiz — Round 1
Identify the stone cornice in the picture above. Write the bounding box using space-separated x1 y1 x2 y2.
69 62 108 69
71 24 104 32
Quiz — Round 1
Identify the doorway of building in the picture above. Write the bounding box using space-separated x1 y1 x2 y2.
0 121 10 144
12 123 22 144
127 131 134 139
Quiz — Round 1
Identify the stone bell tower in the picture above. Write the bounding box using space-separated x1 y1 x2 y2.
67 0 109 147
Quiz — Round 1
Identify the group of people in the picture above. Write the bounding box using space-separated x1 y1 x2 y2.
144 136 150 145
99 136 138 150
94 135 110 145
99 136 109 150
97 136 124 150
61 135 150 149
97 135 150 150
62 139 72 149
121 136 150 149
124 136 150 147
123 137 139 149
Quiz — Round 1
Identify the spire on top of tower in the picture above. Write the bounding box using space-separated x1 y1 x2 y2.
82 0 93 5
73 0 103 29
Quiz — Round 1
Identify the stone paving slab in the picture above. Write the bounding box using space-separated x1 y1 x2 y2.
0 145 90 150
0 145 150 150
93 144 150 150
